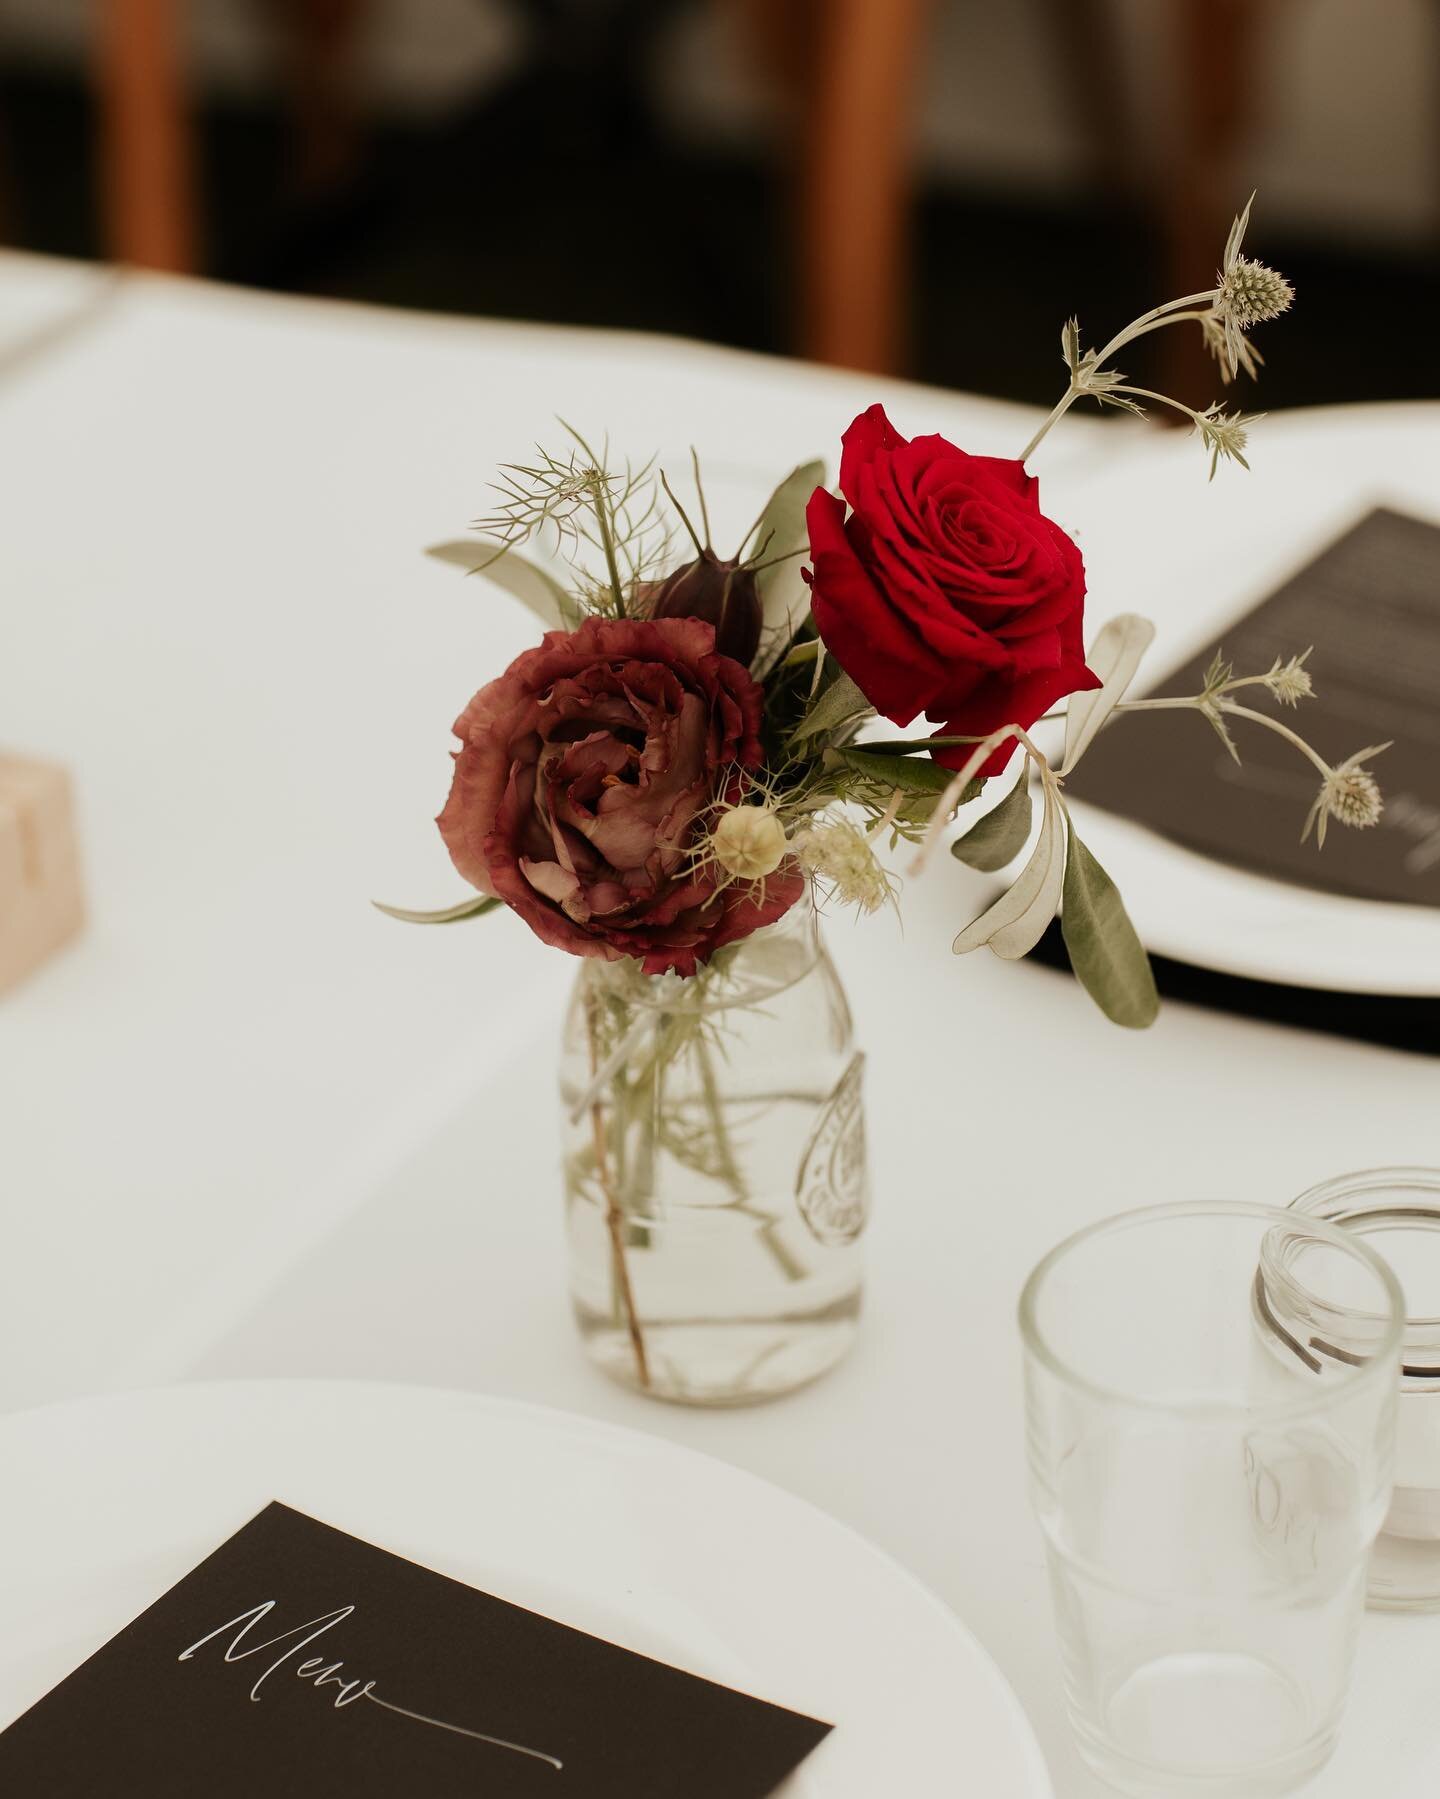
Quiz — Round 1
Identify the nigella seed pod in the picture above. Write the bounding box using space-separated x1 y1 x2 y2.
642 549 763 668
711 804 788 881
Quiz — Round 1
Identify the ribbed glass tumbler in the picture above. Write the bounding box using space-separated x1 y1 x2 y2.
1290 1166 1440 1610
1022 1202 1402 1798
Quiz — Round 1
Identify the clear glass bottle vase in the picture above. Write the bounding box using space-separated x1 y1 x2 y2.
558 886 868 1405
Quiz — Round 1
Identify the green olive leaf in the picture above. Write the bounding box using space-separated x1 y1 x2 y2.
751 459 825 675
953 779 1065 959
835 746 978 800
950 776 1032 872
789 669 873 742
1061 613 1156 774
425 537 582 632
372 895 502 924
1059 813 1159 1027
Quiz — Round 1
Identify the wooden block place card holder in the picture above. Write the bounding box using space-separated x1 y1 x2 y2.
0 753 84 996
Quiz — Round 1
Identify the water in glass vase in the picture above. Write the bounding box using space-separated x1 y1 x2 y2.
558 888 867 1405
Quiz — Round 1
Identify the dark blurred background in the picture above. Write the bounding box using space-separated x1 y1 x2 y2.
1 0 1436 409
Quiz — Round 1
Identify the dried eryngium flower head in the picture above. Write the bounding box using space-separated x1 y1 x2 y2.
1263 651 1315 707
1324 764 1385 830
1303 744 1390 848
1194 405 1262 480
1217 258 1295 330
1206 193 1294 381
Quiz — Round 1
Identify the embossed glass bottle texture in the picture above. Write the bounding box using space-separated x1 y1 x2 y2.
558 886 868 1405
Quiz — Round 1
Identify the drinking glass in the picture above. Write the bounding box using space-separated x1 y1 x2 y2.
1021 1202 1403 1798
1290 1167 1440 1609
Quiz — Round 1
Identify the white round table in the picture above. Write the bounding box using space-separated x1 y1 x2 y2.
1 250 1437 1796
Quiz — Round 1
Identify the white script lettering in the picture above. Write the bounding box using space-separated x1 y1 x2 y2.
178 1600 563 1771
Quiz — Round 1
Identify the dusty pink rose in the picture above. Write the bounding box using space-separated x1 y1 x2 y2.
438 614 801 976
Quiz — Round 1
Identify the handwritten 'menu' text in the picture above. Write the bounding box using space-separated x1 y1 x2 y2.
178 1600 564 1771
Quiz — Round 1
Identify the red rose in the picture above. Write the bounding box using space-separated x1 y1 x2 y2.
804 405 1099 774
437 615 801 977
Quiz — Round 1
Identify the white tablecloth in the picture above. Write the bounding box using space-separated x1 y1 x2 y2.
2 251 1436 1797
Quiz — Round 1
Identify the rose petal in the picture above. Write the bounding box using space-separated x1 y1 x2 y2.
436 611 777 974
838 403 908 502
928 656 1102 776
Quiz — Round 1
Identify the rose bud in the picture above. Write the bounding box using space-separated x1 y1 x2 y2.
643 549 763 669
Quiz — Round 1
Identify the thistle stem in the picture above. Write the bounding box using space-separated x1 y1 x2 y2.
1108 385 1203 425
1218 700 1334 777
1118 308 1214 346
1020 390 1080 465
1095 290 1218 365
1111 695 1333 778
1021 289 1220 464
1216 667 1305 700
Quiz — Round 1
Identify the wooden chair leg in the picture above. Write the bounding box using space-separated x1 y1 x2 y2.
263 0 369 198
798 0 933 374
1036 0 1136 196
94 0 197 272
730 0 810 93
1159 0 1269 407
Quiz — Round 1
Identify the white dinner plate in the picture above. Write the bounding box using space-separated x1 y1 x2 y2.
0 1380 1051 1798
1046 415 1440 998
1065 799 1440 997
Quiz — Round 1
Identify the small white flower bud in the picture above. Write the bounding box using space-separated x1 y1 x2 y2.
711 805 788 880
793 820 893 914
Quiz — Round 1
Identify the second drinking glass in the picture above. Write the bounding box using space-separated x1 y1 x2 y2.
1021 1201 1402 1798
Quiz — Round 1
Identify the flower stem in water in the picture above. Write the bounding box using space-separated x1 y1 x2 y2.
586 986 650 1389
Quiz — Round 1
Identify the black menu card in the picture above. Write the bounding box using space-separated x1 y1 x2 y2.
0 1502 831 1797
1069 507 1440 911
